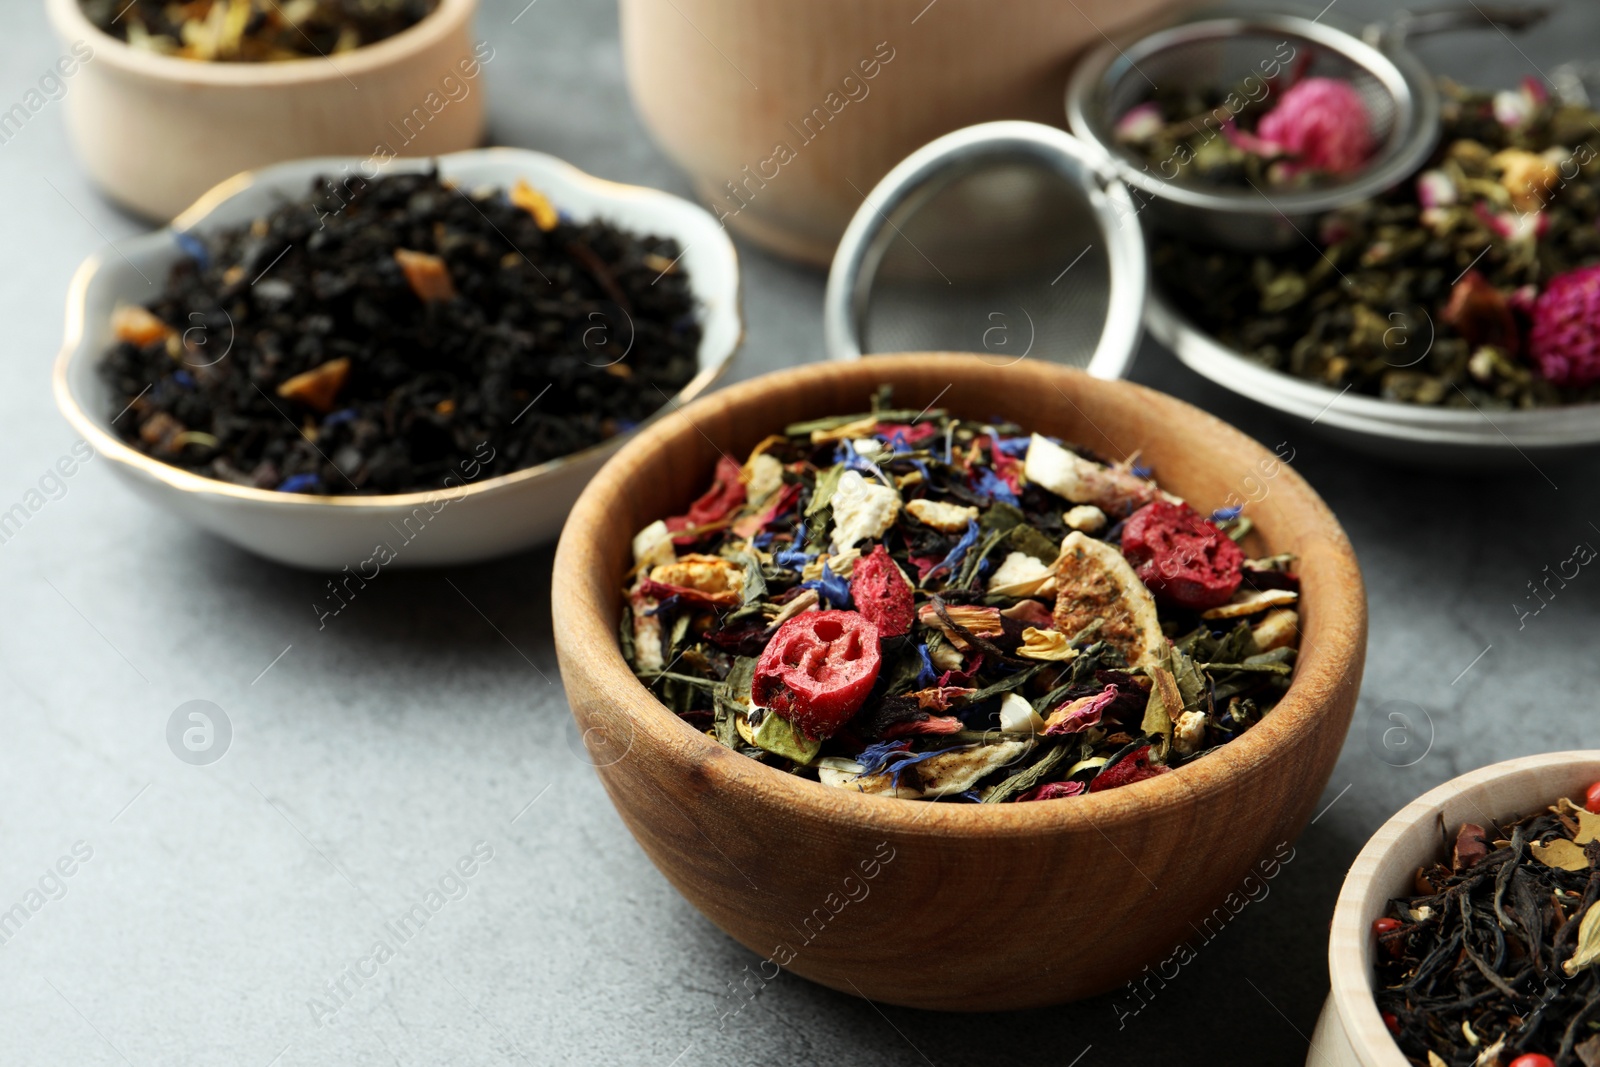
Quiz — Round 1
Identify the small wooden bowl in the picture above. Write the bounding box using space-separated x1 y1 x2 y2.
46 0 485 220
1311 751 1600 1066
552 355 1367 1010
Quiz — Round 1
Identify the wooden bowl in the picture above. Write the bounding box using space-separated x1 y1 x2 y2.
1311 751 1600 1066
45 0 485 220
551 355 1366 1010
619 0 1194 266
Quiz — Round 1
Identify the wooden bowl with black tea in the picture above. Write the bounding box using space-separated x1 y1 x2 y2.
551 355 1367 1010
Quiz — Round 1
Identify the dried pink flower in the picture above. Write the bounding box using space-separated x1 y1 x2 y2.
1114 102 1164 144
1018 781 1087 802
1529 264 1600 387
1255 77 1375 175
1415 169 1456 209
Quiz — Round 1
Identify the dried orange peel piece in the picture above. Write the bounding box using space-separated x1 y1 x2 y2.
276 357 351 414
393 248 458 303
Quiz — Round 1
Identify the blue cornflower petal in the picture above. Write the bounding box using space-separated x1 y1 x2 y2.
277 473 320 493
910 459 932 485
322 408 358 428
172 370 196 389
914 643 936 688
174 230 210 268
774 522 814 570
886 746 969 790
970 466 1018 506
1132 463 1154 479
802 563 853 609
752 531 777 549
855 740 912 777
924 519 980 583
1211 505 1243 523
993 434 1032 457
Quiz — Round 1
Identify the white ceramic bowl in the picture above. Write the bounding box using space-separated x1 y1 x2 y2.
54 149 742 570
1310 751 1600 1066
46 0 486 220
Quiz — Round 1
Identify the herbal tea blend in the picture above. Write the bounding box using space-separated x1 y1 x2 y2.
81 0 439 61
620 390 1301 802
101 170 699 495
1115 70 1376 188
1373 786 1600 1067
1155 78 1600 408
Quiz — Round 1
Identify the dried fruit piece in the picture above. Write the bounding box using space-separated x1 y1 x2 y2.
1121 501 1243 611
393 248 458 303
644 554 745 607
1023 435 1154 516
829 470 900 553
111 304 171 347
510 179 559 231
1443 271 1519 357
849 544 913 637
752 611 882 739
275 357 351 414
905 497 978 532
1052 531 1165 668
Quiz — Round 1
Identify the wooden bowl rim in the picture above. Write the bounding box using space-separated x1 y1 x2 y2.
1327 750 1600 1067
553 354 1366 837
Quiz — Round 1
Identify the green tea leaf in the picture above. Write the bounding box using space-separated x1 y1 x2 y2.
966 662 1046 706
979 502 1026 538
984 744 1071 804
1006 523 1060 564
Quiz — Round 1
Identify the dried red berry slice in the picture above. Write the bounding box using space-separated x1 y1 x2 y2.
1120 501 1243 611
849 544 914 637
752 611 882 740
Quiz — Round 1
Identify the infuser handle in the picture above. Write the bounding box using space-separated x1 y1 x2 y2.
1365 4 1553 48
822 120 1148 380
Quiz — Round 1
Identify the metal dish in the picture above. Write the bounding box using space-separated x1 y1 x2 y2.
54 148 743 569
1146 292 1600 467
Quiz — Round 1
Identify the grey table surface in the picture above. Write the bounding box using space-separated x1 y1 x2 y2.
4 1 1600 1064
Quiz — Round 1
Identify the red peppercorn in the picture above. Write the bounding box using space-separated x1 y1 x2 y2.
1381 1012 1400 1035
1508 1054 1555 1067
1585 781 1600 814
1372 917 1402 936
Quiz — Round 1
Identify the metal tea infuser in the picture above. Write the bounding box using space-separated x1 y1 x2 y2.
1065 5 1550 251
